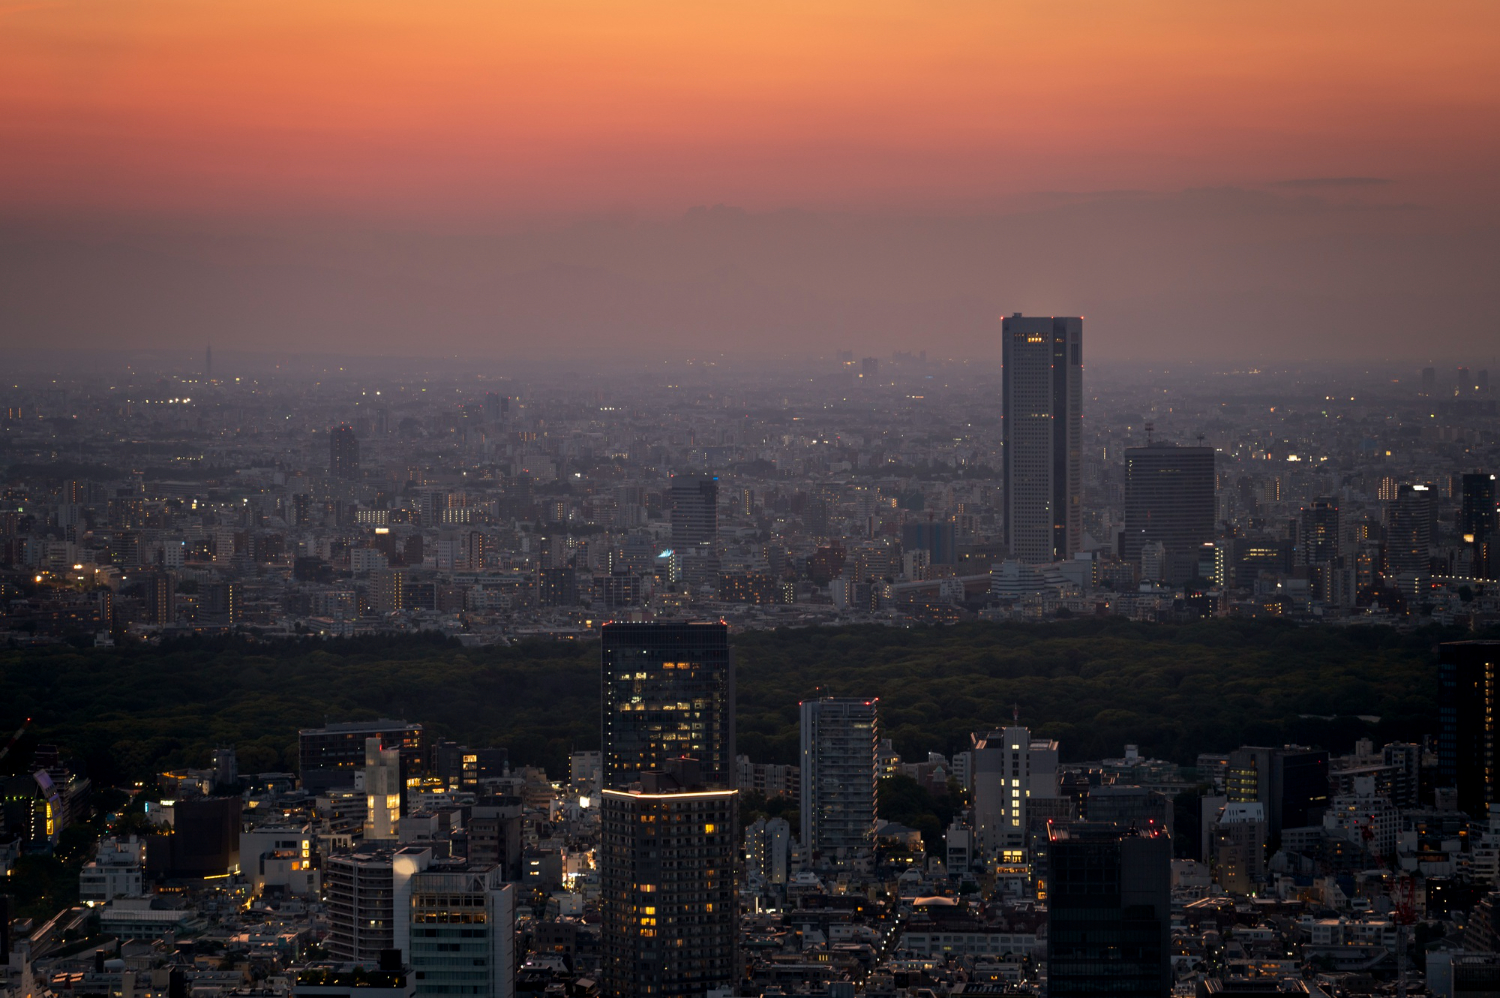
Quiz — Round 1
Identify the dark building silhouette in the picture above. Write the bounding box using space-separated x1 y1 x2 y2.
1231 532 1295 588
329 424 361 480
202 581 239 625
1047 821 1171 998
298 720 423 792
142 570 174 626
484 391 508 424
1462 472 1497 580
1440 641 1500 817
1387 483 1434 592
1227 746 1329 836
537 567 578 607
1300 497 1341 565
901 518 957 566
669 474 718 552
469 798 524 882
1002 314 1083 564
1120 442 1216 583
159 796 242 878
600 621 734 789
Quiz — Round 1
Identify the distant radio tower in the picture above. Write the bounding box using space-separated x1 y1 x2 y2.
206 344 213 380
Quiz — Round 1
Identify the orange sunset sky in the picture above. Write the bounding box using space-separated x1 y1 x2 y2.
1 0 1497 361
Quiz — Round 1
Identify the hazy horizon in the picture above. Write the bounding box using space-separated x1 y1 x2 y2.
3 1 1497 363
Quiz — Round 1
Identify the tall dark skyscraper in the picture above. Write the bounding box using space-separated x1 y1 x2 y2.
329 424 361 481
1387 483 1434 592
1462 472 1497 579
669 474 718 553
599 623 737 998
1440 641 1500 818
1047 822 1171 998
601 621 734 788
1001 314 1082 564
484 391 509 424
1120 441 1216 583
1300 496 1341 565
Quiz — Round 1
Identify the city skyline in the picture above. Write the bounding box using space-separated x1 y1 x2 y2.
2 4 1500 996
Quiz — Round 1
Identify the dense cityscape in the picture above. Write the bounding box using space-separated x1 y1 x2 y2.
1 331 1498 998
4 0 1498 995
1 342 1496 645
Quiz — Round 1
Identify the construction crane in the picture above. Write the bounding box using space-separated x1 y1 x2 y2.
0 716 32 765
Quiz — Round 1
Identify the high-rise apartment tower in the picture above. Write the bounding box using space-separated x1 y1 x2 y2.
799 698 879 856
329 424 361 481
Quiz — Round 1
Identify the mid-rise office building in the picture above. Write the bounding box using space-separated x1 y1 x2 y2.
1047 821 1171 998
1001 314 1083 564
1440 641 1500 817
79 836 146 902
971 725 1061 862
1121 442 1217 583
799 697 879 856
601 621 734 789
599 770 738 998
299 720 423 793
744 816 791 886
1226 746 1328 837
468 799 524 882
1211 802 1267 895
397 861 515 998
330 424 360 480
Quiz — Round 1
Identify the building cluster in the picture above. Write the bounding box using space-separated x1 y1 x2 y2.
8 635 1500 996
2 331 1498 644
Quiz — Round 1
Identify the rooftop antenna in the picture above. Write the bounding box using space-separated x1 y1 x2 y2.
1196 432 1206 447
1012 703 1020 724
1145 422 1154 445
